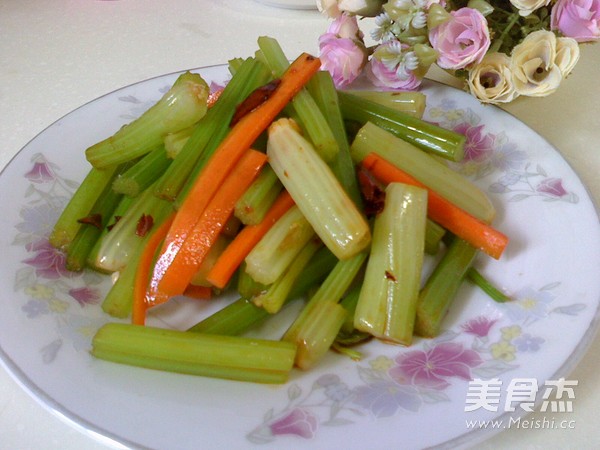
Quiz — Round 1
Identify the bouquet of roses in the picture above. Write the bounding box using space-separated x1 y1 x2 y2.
317 0 598 103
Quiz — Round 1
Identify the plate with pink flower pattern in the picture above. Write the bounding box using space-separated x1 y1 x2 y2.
0 65 599 450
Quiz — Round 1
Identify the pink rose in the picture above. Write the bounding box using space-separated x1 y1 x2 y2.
319 33 367 88
551 0 600 42
365 58 422 91
326 12 363 39
428 7 491 70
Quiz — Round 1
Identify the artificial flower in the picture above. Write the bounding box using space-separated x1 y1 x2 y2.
555 37 581 76
509 0 551 17
366 40 422 89
550 0 600 42
428 8 491 70
510 30 563 97
467 52 519 103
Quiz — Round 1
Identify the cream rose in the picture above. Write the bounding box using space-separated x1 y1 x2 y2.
555 36 580 76
467 52 519 104
510 30 563 97
509 0 551 16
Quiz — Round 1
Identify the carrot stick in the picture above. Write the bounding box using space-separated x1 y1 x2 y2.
361 153 508 259
206 190 295 289
132 214 175 326
183 285 213 300
147 149 268 305
154 53 321 288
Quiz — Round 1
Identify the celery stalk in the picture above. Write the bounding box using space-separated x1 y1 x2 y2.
155 58 271 202
244 205 316 285
338 90 465 161
252 239 321 314
164 125 195 159
307 71 363 209
234 165 282 225
189 246 337 336
354 183 428 346
415 238 479 338
257 36 339 162
351 122 496 223
343 90 426 118
86 72 210 168
267 118 371 260
425 219 446 255
91 323 297 384
112 145 171 197
467 267 511 303
49 166 119 250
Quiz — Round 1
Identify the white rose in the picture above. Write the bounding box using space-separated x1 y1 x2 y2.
467 52 519 104
508 0 550 16
555 37 580 77
510 30 563 97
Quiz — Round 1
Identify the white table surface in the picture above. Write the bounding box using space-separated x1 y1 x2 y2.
1 1 599 449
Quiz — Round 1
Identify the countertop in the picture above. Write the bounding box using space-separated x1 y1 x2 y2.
1 1 599 449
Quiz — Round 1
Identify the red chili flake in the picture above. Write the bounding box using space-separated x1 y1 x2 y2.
107 215 122 231
77 213 103 229
136 214 154 237
385 270 397 282
230 79 282 127
357 167 386 217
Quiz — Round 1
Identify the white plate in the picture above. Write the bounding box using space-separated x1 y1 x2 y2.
1 65 599 450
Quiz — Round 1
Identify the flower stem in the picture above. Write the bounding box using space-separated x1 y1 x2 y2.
490 12 520 53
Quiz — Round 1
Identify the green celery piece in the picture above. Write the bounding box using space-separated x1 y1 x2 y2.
65 169 124 271
164 125 195 159
307 71 363 209
234 165 283 225
252 239 322 314
244 205 316 285
86 72 210 168
90 181 173 273
156 58 271 202
112 145 172 197
188 246 337 336
49 166 119 250
257 36 339 162
91 323 297 384
284 250 367 343
338 90 465 161
467 267 511 303
237 262 269 299
425 219 446 255
351 122 496 223
294 301 347 370
101 244 142 318
354 183 428 346
342 90 426 118
415 237 479 338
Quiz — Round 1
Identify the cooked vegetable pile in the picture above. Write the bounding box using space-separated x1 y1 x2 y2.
50 37 510 384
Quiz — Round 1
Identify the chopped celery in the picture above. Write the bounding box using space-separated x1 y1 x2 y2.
112 145 172 197
234 165 282 225
101 247 141 318
307 71 363 209
354 183 428 346
338 90 465 161
189 246 337 336
190 235 231 287
237 262 269 299
86 72 210 168
467 267 511 303
91 323 297 384
415 238 479 338
343 90 426 118
164 125 195 159
425 219 446 255
90 182 173 272
155 58 271 202
257 36 339 162
49 166 119 250
267 118 371 260
244 205 316 285
252 239 322 314
351 122 496 223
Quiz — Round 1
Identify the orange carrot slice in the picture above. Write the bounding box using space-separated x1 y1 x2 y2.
147 149 268 305
132 214 175 325
206 190 295 289
361 152 508 259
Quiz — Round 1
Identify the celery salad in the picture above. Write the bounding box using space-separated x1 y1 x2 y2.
50 37 510 384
